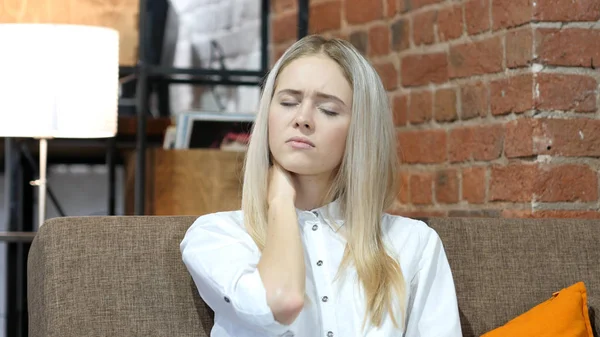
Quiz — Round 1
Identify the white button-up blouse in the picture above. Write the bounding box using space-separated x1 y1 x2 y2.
180 201 463 337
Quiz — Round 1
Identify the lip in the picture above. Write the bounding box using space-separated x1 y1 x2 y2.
286 136 315 148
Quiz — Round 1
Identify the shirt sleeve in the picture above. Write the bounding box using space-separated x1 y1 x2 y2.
180 214 292 335
404 226 463 337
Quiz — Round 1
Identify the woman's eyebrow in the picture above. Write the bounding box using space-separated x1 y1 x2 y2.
276 88 303 97
315 92 346 107
277 89 346 107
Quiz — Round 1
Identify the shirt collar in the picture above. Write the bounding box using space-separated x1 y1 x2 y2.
296 199 344 232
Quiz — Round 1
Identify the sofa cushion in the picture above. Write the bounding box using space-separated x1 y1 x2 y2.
482 281 593 337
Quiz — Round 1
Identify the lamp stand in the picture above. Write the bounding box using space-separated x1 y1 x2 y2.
31 138 48 229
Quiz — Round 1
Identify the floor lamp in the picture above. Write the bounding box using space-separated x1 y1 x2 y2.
0 24 120 229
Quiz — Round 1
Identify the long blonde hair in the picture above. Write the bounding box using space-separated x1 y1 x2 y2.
241 35 405 329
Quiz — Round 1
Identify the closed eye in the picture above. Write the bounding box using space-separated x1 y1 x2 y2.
319 108 338 116
280 101 298 107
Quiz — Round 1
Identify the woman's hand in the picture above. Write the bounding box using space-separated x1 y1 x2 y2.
267 162 297 207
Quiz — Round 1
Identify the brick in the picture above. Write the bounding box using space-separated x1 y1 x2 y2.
504 118 539 158
449 37 503 78
272 12 298 43
437 4 463 41
465 0 490 35
506 26 534 68
397 129 447 164
492 0 533 31
434 88 458 122
449 209 500 217
506 118 600 158
535 73 597 112
391 19 410 51
410 173 434 205
436 169 459 204
540 119 600 157
401 53 448 86
534 0 600 21
346 0 384 24
393 95 408 126
536 28 600 69
408 90 432 124
503 210 600 219
411 0 444 9
413 10 437 45
448 124 504 162
374 61 398 91
490 74 533 116
398 171 410 203
386 0 399 17
368 25 390 57
272 44 290 65
535 165 598 202
491 163 599 203
309 1 342 34
489 164 538 202
349 30 368 55
460 82 489 119
462 166 486 204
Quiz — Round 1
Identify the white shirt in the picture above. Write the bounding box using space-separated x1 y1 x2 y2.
180 200 462 337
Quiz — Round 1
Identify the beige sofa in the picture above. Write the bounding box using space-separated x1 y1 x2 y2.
27 216 599 336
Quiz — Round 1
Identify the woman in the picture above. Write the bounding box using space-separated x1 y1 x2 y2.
180 35 462 337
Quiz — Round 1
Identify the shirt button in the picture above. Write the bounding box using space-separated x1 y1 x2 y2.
327 332 334 337
322 296 328 302
316 260 323 266
224 296 230 303
312 224 318 231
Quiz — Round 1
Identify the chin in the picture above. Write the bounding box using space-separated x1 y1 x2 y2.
279 161 316 175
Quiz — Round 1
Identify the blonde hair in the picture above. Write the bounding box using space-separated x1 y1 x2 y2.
241 35 405 329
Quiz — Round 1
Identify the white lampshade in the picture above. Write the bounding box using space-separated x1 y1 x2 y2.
0 24 119 139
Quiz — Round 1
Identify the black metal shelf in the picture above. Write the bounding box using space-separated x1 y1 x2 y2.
131 0 310 216
149 66 266 77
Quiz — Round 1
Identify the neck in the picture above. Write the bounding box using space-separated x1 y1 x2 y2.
293 172 333 211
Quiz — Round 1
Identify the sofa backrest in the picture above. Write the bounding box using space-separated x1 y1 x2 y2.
28 216 599 337
27 216 212 337
426 217 599 336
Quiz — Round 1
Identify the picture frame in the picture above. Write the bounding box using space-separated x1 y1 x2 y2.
174 111 255 150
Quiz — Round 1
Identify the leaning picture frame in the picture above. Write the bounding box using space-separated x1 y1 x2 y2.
174 111 255 150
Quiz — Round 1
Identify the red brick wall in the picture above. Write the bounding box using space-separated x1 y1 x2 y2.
270 0 600 218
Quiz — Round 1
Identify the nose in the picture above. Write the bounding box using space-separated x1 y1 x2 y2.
293 103 314 130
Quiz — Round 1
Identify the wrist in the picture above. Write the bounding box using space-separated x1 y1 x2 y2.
268 196 296 212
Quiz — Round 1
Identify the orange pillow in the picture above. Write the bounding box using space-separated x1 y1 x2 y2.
482 282 594 337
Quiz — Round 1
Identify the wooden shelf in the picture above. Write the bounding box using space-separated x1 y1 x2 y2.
125 148 246 216
117 116 172 137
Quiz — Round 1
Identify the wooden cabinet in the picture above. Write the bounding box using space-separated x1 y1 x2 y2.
125 148 246 216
